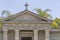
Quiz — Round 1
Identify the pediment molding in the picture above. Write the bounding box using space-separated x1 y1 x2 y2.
3 10 51 22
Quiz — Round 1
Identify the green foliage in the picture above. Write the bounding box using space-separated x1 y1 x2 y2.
0 22 3 28
0 10 12 28
50 20 59 29
35 8 52 19
35 8 60 29
50 18 60 29
0 18 3 28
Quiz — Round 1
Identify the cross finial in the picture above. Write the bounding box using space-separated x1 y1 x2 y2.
24 3 29 10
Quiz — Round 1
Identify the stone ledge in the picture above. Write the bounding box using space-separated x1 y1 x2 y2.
50 29 60 31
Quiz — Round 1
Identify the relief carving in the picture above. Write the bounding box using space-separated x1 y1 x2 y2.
20 32 33 37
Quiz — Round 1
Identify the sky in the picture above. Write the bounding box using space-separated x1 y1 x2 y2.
0 0 60 19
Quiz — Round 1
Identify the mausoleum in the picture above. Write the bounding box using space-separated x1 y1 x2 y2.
0 3 60 40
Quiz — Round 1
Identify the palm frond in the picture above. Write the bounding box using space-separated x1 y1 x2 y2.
44 9 52 13
34 8 44 16
1 10 12 18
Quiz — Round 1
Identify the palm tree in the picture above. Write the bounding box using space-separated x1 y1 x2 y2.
35 8 52 19
0 10 12 28
1 10 12 18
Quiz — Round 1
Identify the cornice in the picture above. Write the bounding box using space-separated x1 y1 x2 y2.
2 21 51 24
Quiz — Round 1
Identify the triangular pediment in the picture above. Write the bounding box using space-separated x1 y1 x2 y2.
3 10 51 22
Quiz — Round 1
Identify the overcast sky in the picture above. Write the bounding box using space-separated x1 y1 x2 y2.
0 0 60 19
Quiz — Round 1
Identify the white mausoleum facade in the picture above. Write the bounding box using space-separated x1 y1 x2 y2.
0 8 60 40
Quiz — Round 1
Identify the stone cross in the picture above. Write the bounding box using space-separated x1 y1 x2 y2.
24 3 29 10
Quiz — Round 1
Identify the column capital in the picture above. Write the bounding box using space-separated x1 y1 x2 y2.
15 29 19 32
3 30 8 32
33 30 39 32
45 29 50 32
